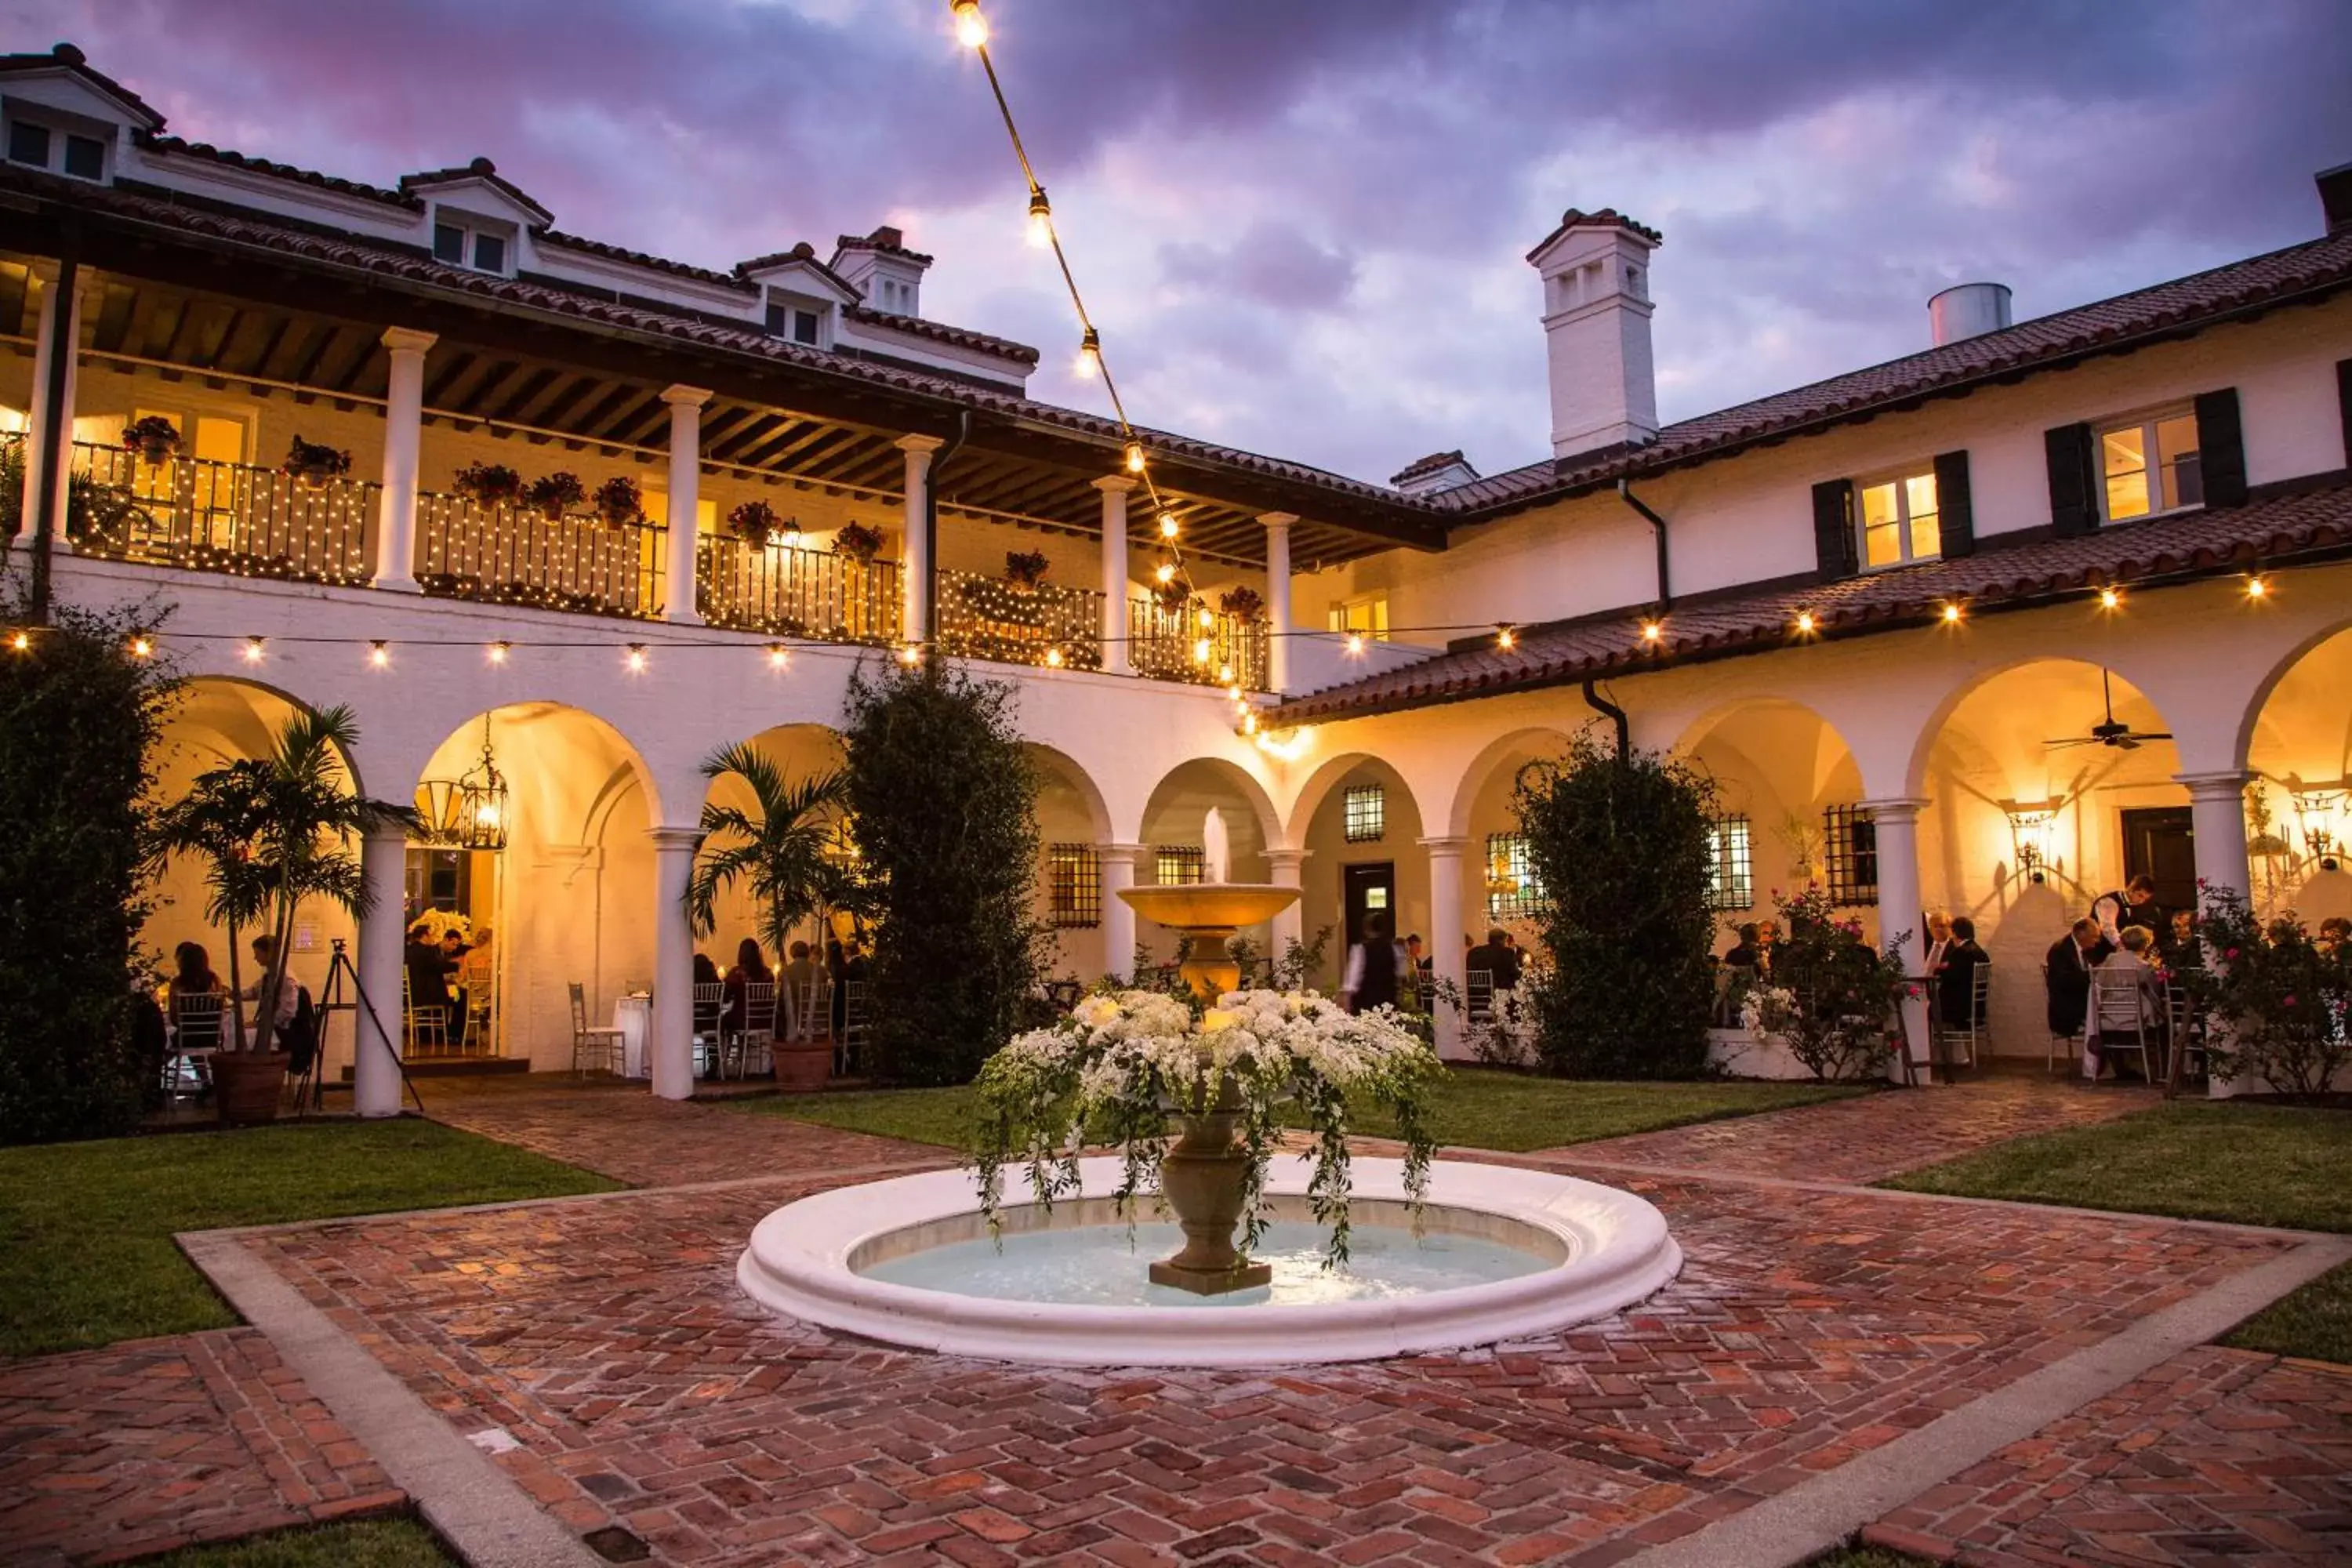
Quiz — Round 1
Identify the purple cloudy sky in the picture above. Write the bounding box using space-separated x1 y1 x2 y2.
10 0 2350 485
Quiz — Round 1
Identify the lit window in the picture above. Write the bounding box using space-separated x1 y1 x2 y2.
1857 467 1940 568
1485 833 1543 920
1343 784 1385 844
1706 815 1753 911
1047 844 1101 928
1328 594 1389 641
1822 805 1878 907
2098 409 2201 521
1156 845 1206 886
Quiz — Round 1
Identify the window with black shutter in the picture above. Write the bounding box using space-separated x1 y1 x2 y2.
1932 450 1975 557
2045 423 2097 536
1811 478 1858 582
2191 388 2247 507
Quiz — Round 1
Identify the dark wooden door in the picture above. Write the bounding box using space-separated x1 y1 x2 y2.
1341 862 1396 950
2121 806 2198 918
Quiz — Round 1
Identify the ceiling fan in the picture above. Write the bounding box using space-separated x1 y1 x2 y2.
2045 668 2173 751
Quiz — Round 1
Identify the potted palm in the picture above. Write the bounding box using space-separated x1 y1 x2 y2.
155 706 417 1124
687 743 851 1090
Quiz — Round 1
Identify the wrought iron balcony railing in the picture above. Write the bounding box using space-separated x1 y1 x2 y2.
1131 598 1272 690
417 492 666 620
937 568 1105 670
699 535 902 643
64 441 377 584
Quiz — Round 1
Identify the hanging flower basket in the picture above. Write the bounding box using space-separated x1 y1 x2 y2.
523 470 585 521
1153 578 1193 615
120 416 183 467
1218 585 1265 621
592 474 644 528
729 499 783 547
452 461 525 508
833 521 884 564
1004 549 1051 588
282 437 352 491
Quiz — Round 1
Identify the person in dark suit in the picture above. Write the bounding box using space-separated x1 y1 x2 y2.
1465 928 1519 991
405 923 454 1014
2043 916 2108 1038
1936 916 1988 1029
1722 923 1762 970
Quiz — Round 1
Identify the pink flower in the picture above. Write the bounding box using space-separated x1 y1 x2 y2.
2282 995 2298 1008
2225 948 2241 960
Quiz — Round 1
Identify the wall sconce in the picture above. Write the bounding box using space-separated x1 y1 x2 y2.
2004 802 2057 885
2290 779 2346 872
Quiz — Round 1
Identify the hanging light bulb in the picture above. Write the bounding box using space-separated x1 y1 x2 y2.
767 642 790 671
624 644 648 674
2099 586 2122 611
1941 602 1963 625
1218 664 1234 684
1639 620 1663 644
1243 712 1260 736
488 640 510 666
1044 645 1065 668
2246 575 2270 600
1192 637 1212 664
129 634 153 659
242 636 267 664
1028 187 1054 249
899 643 922 665
1345 632 1365 655
1496 626 1516 651
368 640 390 669
1794 610 1817 635
1123 440 1146 474
1076 326 1102 379
1154 561 1177 585
1196 608 1214 630
7 630 29 653
950 0 989 49
1158 512 1179 539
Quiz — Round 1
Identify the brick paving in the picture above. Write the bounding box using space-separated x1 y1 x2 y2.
0 1328 402 1566
1866 1347 2352 1566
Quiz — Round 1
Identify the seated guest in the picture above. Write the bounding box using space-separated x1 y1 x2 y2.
404 923 455 1019
724 938 772 1033
2319 916 2351 956
1722 923 1762 969
2043 916 2107 1040
241 933 301 1046
1935 917 1988 1029
1923 911 1954 980
692 952 721 989
1755 920 1781 974
2087 926 2167 1081
2161 909 2204 971
168 940 220 1005
1465 928 1517 992
437 930 471 1033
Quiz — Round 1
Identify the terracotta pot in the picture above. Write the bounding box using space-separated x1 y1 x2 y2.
774 1040 832 1092
211 1051 290 1127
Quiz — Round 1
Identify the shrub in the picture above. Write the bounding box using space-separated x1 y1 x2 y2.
2180 884 2352 1098
840 657 1047 1084
1738 885 1911 1080
1512 729 1718 1077
0 594 176 1142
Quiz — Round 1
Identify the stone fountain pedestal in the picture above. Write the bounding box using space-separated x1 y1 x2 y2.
1118 882 1300 1296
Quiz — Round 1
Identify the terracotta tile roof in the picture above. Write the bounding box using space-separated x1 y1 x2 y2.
732 241 855 292
1270 479 2352 724
843 303 1039 365
396 157 553 225
0 43 162 130
135 132 416 209
540 228 750 291
833 225 933 266
1391 449 1475 486
1523 206 1662 260
1445 228 2352 519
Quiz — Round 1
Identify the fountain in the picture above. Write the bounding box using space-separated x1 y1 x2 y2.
739 808 1682 1367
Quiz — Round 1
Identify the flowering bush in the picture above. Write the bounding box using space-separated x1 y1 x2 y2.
973 987 1440 1264
2178 883 2352 1098
1739 885 1910 1080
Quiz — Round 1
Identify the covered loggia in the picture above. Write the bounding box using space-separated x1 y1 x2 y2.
405 702 659 1073
1672 698 1869 951
1024 743 1118 983
1288 753 1428 993
1913 659 2186 1057
691 722 853 976
2242 622 2352 927
1134 757 1280 974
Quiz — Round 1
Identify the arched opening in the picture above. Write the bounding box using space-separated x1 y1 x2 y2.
1675 699 1867 949
694 723 851 980
2244 623 2352 924
407 702 658 1073
1137 758 1281 967
1291 754 1427 992
1025 744 1117 983
1915 659 2185 1055
1448 728 1574 960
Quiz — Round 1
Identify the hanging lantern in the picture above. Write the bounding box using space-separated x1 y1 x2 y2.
415 716 510 851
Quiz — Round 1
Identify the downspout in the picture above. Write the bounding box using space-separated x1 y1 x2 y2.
920 408 971 652
1616 477 1669 611
27 230 80 623
1581 677 1630 760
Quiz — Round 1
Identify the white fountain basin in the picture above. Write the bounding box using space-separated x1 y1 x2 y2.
738 1155 1681 1368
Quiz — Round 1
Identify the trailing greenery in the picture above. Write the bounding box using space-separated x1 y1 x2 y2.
1513 729 1719 1078
840 657 1047 1084
0 592 176 1144
688 742 850 957
0 1118 618 1356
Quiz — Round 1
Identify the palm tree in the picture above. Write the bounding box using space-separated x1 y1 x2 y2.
688 742 851 959
155 705 416 1054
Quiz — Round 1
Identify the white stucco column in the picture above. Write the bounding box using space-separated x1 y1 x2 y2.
373 328 435 592
1260 511 1297 695
1100 843 1142 980
16 261 94 547
897 434 944 644
355 827 410 1118
1265 848 1307 958
1094 475 1136 676
2176 771 2252 902
1422 836 1468 1060
1860 797 1930 1083
648 827 700 1100
661 385 712 625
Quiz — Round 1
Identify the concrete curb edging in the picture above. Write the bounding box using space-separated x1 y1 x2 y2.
1615 1233 2352 1568
178 1232 604 1568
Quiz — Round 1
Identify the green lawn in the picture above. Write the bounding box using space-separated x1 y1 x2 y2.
1804 1550 1932 1568
143 1519 452 1567
1882 1102 2352 1363
737 1068 1862 1155
0 1120 617 1359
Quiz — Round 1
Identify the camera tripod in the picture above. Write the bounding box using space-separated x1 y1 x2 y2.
289 937 426 1116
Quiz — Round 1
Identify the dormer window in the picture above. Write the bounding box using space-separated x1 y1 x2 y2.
431 212 513 275
762 290 833 350
6 117 107 182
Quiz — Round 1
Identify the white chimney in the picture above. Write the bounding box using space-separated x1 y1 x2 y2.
1527 209 1661 460
1928 282 2012 347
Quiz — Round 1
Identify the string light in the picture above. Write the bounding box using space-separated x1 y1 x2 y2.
1345 632 1365 655
1496 626 1516 651
2246 575 2270 600
488 640 510 666
241 636 267 664
1158 512 1179 539
766 642 790 670
129 634 154 659
1075 326 1102 379
2099 586 2122 611
368 640 390 669
1192 637 1212 664
1794 611 1817 636
1044 645 1065 668
1154 561 1177 585
8 630 29 653
1940 602 1963 625
950 0 988 49
1027 187 1054 249
1639 620 1663 644
1123 440 1145 474
624 644 648 674
899 644 923 665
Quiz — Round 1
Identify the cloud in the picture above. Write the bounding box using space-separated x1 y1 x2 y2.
5 0 2347 485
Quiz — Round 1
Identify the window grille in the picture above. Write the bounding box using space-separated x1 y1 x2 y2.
1343 784 1385 844
1485 833 1542 920
1156 845 1206 886
1707 815 1754 911
1823 804 1879 906
1047 843 1101 928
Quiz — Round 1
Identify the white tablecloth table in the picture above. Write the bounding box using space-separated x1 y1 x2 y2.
615 993 652 1079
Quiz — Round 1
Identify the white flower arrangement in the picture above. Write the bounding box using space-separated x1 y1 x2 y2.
408 909 473 944
974 986 1440 1264
1739 982 1798 1042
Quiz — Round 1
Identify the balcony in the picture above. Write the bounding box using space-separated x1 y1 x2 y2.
65 441 376 584
699 535 901 643
418 492 666 620
938 568 1104 670
1131 599 1271 691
